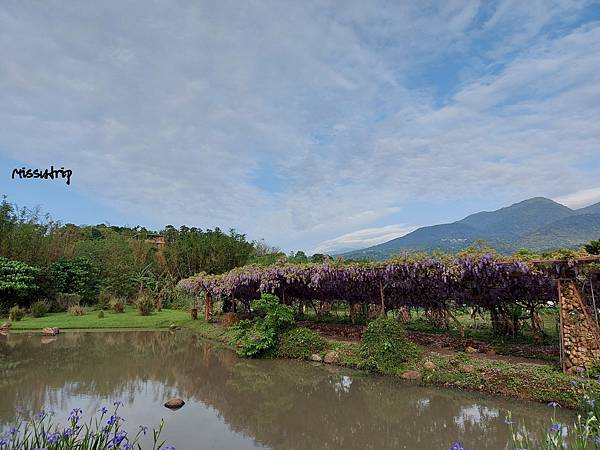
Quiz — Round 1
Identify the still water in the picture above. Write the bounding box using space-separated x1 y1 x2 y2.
0 331 571 450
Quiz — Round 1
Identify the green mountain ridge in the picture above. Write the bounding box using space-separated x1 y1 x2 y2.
342 197 600 260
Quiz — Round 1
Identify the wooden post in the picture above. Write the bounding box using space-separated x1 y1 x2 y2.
205 294 212 322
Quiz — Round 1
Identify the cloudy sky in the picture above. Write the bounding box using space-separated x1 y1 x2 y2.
1 1 599 254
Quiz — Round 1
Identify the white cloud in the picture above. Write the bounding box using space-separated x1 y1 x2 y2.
312 224 418 254
0 1 599 252
555 187 600 209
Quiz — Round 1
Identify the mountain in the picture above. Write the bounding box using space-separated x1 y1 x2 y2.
458 197 573 238
342 197 600 260
576 202 600 215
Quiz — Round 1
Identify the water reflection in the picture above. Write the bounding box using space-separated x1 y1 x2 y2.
0 331 571 449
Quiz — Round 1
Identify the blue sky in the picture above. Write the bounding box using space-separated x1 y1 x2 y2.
1 1 600 254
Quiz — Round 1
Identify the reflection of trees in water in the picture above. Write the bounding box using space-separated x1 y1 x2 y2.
1 332 569 449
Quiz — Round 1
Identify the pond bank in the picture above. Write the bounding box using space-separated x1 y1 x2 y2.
181 318 586 409
4 308 588 409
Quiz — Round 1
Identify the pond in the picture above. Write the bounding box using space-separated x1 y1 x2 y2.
0 331 571 449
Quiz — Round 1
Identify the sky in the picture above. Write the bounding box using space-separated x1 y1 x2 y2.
1 0 600 254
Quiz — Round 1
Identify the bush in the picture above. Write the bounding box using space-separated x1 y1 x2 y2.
109 297 125 313
277 327 325 359
234 294 294 358
135 292 154 316
68 305 86 316
359 316 421 374
50 257 100 304
51 292 82 312
97 289 112 310
30 300 49 318
9 305 25 321
97 309 105 319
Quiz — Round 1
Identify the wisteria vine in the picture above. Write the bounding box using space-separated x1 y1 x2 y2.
178 254 561 312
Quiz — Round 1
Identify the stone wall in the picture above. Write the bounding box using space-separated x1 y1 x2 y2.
559 279 600 374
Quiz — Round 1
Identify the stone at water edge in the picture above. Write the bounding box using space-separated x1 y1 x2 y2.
41 327 59 336
310 354 322 362
465 346 478 354
401 370 422 380
423 361 436 370
164 398 185 410
0 322 11 330
323 351 339 364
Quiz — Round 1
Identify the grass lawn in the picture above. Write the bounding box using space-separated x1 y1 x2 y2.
8 306 192 330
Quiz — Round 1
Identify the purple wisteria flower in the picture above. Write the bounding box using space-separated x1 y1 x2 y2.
450 442 465 450
547 401 561 408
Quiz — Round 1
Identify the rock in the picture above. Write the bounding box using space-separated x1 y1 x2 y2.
423 361 436 370
41 327 59 336
164 398 185 410
310 354 322 362
169 323 180 331
465 346 478 354
461 364 475 373
401 370 422 380
323 351 339 364
486 349 496 356
0 322 11 330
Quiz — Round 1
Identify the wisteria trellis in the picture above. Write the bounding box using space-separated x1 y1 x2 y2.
178 254 559 312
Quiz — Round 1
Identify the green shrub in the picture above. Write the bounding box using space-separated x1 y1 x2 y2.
30 300 49 318
359 316 421 375
97 289 112 310
109 297 125 313
52 292 82 312
97 309 105 319
9 305 25 321
234 294 294 358
68 305 86 316
135 292 154 316
50 257 100 304
277 327 324 359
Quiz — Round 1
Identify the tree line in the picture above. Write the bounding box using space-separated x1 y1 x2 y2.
0 195 288 313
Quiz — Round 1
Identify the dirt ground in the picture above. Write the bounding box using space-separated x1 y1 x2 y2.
297 320 558 366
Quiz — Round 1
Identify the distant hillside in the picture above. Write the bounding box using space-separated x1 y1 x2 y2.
342 198 600 260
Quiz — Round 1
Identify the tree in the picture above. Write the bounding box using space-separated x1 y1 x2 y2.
0 257 39 311
50 257 100 304
585 238 600 255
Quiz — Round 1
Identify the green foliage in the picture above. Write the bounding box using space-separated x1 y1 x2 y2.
169 287 195 310
52 292 82 312
9 304 25 321
135 292 155 316
68 304 86 316
97 309 105 319
0 195 283 312
277 327 325 359
51 257 100 304
234 294 295 358
584 238 600 255
110 297 126 313
30 300 49 318
0 404 169 450
0 257 39 310
359 316 421 374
